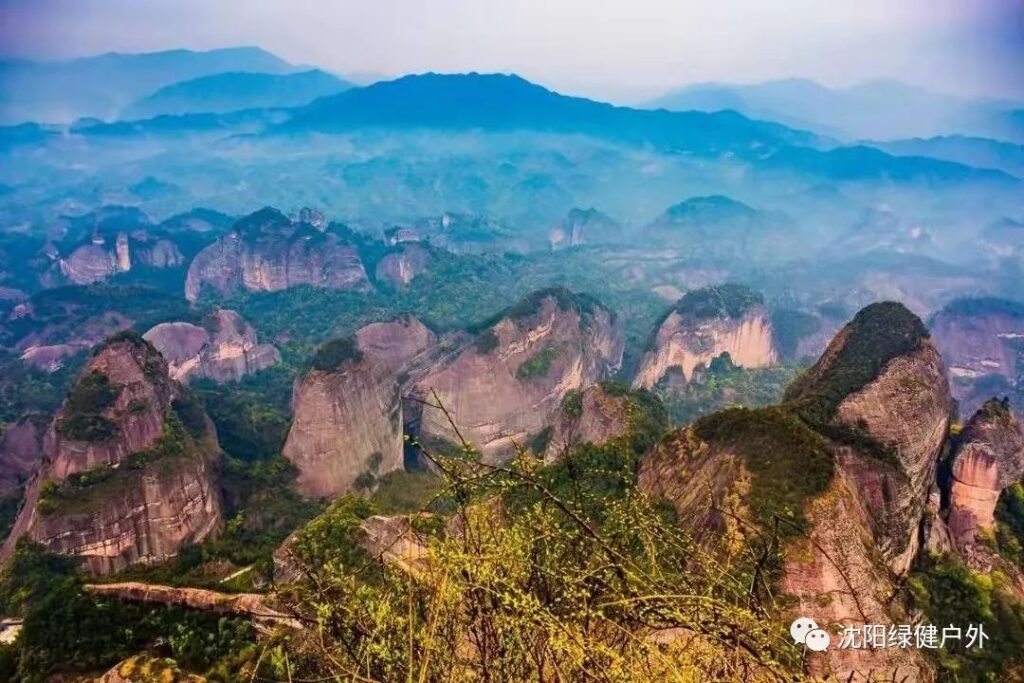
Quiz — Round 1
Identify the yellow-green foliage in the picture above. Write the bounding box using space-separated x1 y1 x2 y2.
280 443 802 682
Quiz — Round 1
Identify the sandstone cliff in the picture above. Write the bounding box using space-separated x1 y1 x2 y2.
184 207 370 301
548 208 620 250
375 243 431 287
930 297 1024 417
6 332 223 574
640 302 952 681
144 309 280 383
59 226 184 285
355 316 437 374
947 399 1024 550
410 288 624 462
283 337 403 498
543 384 630 462
633 284 777 389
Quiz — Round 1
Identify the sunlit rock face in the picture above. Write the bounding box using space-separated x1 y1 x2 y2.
543 384 629 463
355 316 436 375
409 287 624 462
15 333 223 575
144 309 280 383
632 284 777 389
947 399 1024 548
283 342 404 499
184 207 370 301
640 302 951 682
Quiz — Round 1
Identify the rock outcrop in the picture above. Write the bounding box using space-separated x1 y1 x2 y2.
144 309 280 383
930 297 1024 417
58 212 185 285
0 415 46 494
375 243 431 287
640 302 951 682
784 302 951 575
184 207 370 301
543 384 630 462
355 316 436 374
548 208 619 249
947 398 1024 548
283 337 403 498
409 288 624 462
633 284 777 389
9 332 223 575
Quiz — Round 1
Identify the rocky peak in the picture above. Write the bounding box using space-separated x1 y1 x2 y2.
184 206 371 301
283 336 404 498
633 283 777 389
948 398 1024 548
46 332 174 479
410 287 624 462
355 316 437 375
548 207 619 250
297 206 327 230
375 243 431 287
143 308 280 383
785 301 951 574
4 331 224 575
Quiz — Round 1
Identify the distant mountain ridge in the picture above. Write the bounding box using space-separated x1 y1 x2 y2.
124 69 351 118
0 46 298 124
647 78 1024 142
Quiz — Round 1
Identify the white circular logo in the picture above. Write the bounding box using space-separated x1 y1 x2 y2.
805 628 831 652
790 617 819 644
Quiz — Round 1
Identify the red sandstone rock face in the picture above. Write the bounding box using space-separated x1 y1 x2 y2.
0 416 46 494
7 334 224 575
184 208 370 301
632 306 777 389
47 338 174 479
947 401 1024 548
410 289 624 462
283 354 403 499
144 309 280 383
375 244 431 287
543 384 629 463
355 316 436 374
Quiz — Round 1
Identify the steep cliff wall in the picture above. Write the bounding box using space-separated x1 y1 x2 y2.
640 302 951 681
410 288 624 462
947 399 1024 550
184 207 370 301
543 384 630 462
375 244 431 287
633 284 777 389
8 332 223 575
283 339 403 498
355 316 436 374
144 309 280 383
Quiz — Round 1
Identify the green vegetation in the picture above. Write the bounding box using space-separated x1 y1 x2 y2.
659 355 803 426
192 366 293 462
0 351 86 424
286 495 380 580
561 388 583 417
515 345 561 380
693 406 835 533
674 283 763 320
993 483 1024 567
908 554 1024 682
0 541 260 681
55 370 119 442
473 328 499 353
0 488 22 541
369 469 446 515
311 335 363 371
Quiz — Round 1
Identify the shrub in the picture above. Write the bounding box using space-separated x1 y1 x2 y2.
515 346 560 380
311 336 363 372
56 371 119 442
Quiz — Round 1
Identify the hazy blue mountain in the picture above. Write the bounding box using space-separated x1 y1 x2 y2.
647 78 1022 141
124 69 351 118
0 47 297 124
283 72 822 153
872 136 1024 178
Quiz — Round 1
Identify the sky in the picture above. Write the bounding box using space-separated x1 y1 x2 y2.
1 0 1022 103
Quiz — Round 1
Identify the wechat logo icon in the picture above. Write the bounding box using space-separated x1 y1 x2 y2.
791 617 831 652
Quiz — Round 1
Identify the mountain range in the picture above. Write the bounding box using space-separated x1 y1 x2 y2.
0 46 299 124
646 77 1024 142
